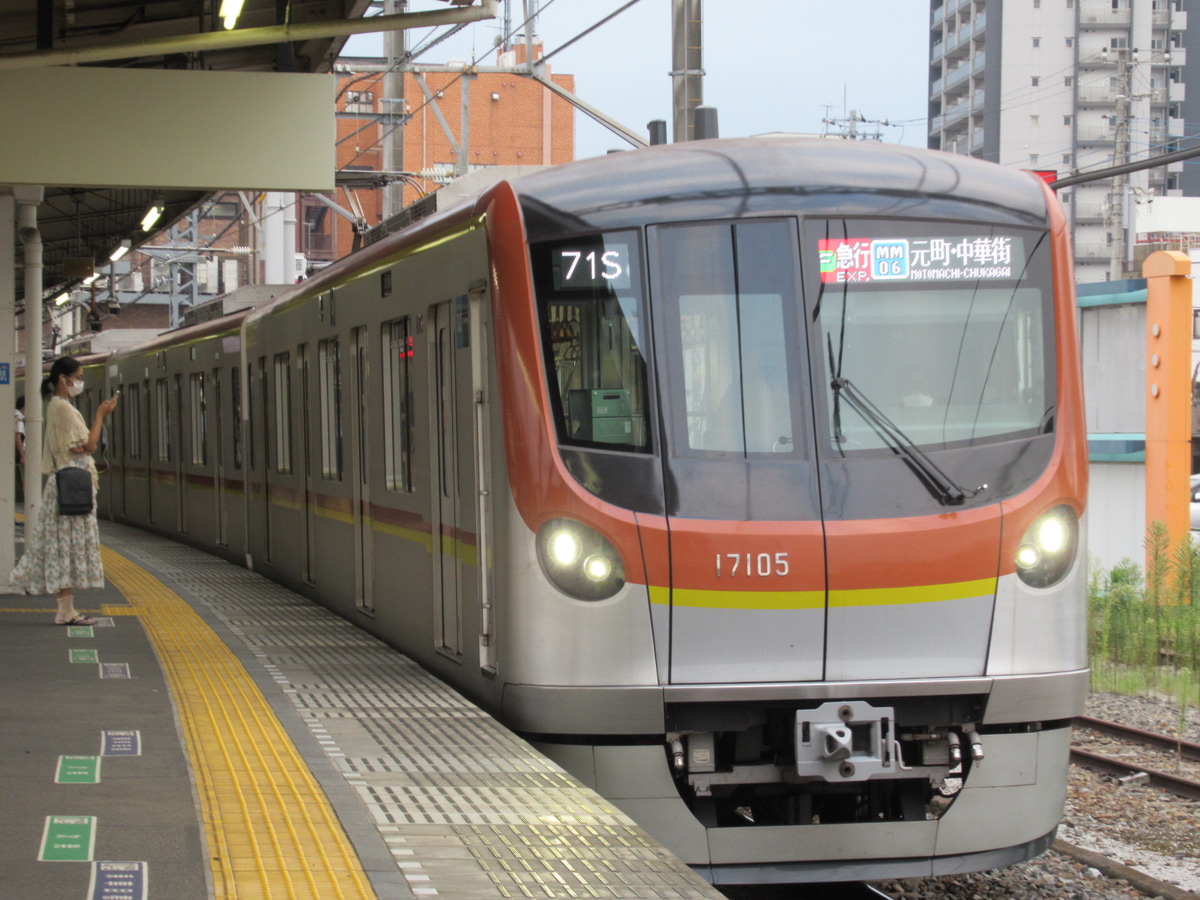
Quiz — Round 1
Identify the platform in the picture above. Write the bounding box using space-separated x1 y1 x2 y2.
0 520 723 900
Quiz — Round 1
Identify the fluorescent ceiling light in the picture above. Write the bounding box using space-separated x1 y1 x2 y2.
219 0 245 29
140 202 164 231
54 293 70 306
109 240 131 262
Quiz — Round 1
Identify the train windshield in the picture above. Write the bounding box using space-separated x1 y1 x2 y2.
810 222 1054 455
654 220 804 457
530 230 652 451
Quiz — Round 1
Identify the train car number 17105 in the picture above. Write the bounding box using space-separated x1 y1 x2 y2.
715 553 790 577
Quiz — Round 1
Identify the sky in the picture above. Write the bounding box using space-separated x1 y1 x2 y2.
343 0 931 160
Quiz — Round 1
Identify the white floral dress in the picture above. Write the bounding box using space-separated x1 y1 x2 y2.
11 396 104 594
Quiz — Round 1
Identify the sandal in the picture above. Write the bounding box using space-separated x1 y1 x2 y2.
55 614 97 626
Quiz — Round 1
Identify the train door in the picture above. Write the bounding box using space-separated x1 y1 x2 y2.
351 326 375 613
649 219 827 684
430 298 475 659
298 344 315 584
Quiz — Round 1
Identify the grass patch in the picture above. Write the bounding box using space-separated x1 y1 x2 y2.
1088 524 1200 711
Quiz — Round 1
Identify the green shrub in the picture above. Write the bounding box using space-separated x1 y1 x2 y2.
1086 527 1200 703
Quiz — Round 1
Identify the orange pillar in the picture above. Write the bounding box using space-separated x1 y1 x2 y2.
1143 250 1193 564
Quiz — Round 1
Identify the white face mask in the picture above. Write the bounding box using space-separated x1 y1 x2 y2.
66 379 84 398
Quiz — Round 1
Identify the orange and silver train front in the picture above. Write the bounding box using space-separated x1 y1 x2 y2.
484 138 1087 883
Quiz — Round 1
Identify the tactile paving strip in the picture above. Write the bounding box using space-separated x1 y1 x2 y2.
105 528 721 900
100 545 377 900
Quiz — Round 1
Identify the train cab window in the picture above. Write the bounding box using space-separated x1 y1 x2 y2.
810 222 1054 454
531 230 651 452
654 220 803 457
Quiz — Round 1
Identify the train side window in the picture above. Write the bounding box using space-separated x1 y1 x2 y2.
274 352 293 474
382 318 414 491
318 338 343 480
125 383 142 460
231 365 243 470
155 378 170 462
530 229 651 451
189 372 207 466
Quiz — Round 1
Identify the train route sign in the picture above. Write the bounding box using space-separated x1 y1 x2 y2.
819 235 1018 283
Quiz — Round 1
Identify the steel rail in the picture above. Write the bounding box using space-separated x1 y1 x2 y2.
1074 715 1200 763
1069 747 1200 802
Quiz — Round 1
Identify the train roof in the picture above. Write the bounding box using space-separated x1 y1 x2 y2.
511 136 1052 240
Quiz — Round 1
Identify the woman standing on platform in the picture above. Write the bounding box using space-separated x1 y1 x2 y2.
11 356 118 625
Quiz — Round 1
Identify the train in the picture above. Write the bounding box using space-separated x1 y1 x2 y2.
57 137 1088 883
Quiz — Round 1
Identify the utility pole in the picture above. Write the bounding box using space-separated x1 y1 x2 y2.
821 109 889 141
1110 47 1131 281
670 0 703 141
383 0 407 219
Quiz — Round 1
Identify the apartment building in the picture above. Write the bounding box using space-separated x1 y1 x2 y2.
928 0 1189 283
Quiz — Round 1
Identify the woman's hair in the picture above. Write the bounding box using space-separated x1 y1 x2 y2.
41 356 81 400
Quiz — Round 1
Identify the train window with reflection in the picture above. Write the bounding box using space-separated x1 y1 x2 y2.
318 337 343 480
125 383 142 460
382 318 414 491
231 366 242 470
189 373 207 466
274 353 292 474
530 230 651 452
155 378 170 462
654 220 803 457
809 221 1055 454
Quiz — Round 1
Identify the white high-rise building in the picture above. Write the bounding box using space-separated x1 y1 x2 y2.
928 0 1189 283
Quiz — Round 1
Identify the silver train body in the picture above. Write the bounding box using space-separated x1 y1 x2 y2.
68 138 1087 883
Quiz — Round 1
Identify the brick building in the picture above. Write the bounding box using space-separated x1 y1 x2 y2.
321 45 575 261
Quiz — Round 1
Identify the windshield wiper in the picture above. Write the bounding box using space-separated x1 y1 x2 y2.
830 376 986 507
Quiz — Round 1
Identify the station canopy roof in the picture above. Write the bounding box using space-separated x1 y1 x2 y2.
1 0 485 309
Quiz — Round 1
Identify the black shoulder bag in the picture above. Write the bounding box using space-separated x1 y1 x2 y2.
57 466 93 516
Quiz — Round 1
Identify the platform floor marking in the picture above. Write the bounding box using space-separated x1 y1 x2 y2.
70 648 99 664
100 546 377 900
101 730 141 757
88 861 148 900
38 815 96 861
56 756 101 784
67 625 95 637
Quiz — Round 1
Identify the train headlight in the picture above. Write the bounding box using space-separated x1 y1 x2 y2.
1015 505 1079 588
537 519 625 601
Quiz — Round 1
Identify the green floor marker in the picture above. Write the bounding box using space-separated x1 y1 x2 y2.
67 625 94 638
39 815 96 861
56 756 101 784
70 648 99 664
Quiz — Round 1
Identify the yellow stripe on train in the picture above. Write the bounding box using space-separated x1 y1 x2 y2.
648 577 997 610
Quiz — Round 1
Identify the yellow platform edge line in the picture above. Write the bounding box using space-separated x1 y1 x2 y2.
101 546 378 900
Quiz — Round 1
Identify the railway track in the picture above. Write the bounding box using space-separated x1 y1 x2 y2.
1070 715 1200 801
